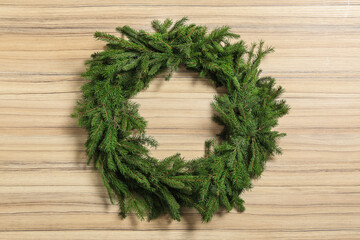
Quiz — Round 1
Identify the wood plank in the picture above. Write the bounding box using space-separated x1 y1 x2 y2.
0 0 359 239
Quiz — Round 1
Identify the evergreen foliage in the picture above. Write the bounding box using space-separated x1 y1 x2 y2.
71 17 290 222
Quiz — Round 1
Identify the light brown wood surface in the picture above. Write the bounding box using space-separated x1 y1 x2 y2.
1 0 360 239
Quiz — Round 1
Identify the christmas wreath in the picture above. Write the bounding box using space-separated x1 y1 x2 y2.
72 17 289 222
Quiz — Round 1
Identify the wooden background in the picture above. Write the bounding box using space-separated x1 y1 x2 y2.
1 0 359 239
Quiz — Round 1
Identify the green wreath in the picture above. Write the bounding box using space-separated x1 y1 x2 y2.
71 17 289 222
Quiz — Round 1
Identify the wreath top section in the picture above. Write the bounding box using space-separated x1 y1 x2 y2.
82 17 273 98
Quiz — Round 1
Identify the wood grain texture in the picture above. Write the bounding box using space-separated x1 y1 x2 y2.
0 0 359 239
